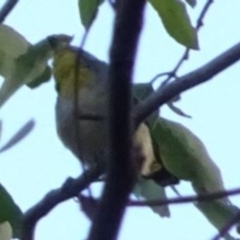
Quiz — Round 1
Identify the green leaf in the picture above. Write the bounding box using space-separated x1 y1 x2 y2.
134 177 170 217
0 34 70 108
149 0 199 49
152 117 221 184
0 37 51 107
0 119 35 153
0 24 30 80
167 102 191 118
78 0 104 29
27 66 51 88
0 184 22 238
151 117 240 238
184 0 196 8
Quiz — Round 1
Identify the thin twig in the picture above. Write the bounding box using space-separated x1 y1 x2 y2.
130 187 240 207
72 186 240 207
21 166 103 240
196 0 214 29
149 72 172 84
0 0 18 23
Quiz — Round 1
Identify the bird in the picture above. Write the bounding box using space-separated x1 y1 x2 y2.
48 35 164 177
47 35 179 218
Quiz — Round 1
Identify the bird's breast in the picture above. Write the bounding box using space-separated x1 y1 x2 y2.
56 87 108 166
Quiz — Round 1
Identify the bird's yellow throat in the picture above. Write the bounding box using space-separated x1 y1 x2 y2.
52 48 95 99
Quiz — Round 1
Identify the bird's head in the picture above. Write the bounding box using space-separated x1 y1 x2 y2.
47 34 73 52
48 35 98 99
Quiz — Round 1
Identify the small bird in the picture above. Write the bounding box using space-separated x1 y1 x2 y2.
48 35 162 176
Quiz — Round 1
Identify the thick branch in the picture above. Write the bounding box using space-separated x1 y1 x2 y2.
21 167 103 240
134 41 240 125
0 0 18 23
87 0 146 239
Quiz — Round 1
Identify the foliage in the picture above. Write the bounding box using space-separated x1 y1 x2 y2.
0 25 52 107
0 184 22 238
0 0 239 240
149 0 198 49
78 0 104 29
78 0 198 49
0 120 35 238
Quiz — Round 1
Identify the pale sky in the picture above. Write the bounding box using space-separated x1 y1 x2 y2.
0 0 240 239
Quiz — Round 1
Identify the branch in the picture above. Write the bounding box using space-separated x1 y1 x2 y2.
87 0 146 239
134 41 240 125
130 187 240 207
196 0 213 29
21 166 103 240
0 0 18 23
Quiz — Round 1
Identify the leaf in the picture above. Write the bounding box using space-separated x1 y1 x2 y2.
27 65 51 88
0 24 30 79
0 25 29 59
0 119 35 153
152 117 240 238
184 0 196 8
0 28 51 107
149 0 199 49
0 184 22 238
0 222 12 240
78 0 104 29
152 117 221 185
167 102 191 118
0 34 70 108
134 177 170 217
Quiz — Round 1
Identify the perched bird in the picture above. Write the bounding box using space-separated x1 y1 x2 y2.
48 35 164 177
